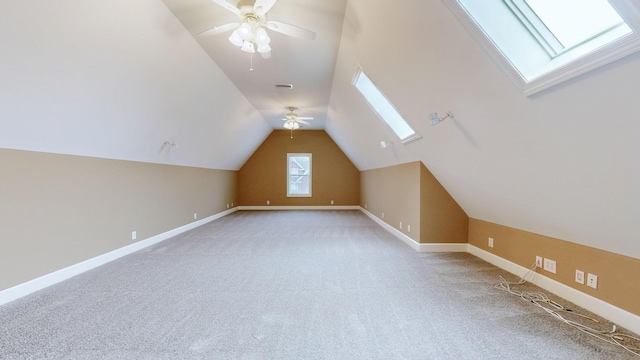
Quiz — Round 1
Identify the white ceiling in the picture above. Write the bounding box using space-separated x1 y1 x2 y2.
162 0 348 130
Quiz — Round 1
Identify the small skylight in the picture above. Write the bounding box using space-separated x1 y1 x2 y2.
444 0 640 95
354 69 420 143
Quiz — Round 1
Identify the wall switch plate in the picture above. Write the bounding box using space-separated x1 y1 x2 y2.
536 256 543 268
543 258 556 274
131 231 137 240
488 237 494 248
587 273 598 289
575 269 585 284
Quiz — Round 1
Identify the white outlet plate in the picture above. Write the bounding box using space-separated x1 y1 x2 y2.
381 212 384 219
194 213 197 219
543 258 557 274
399 221 403 229
227 203 229 209
131 231 137 240
488 237 494 248
536 256 543 268
575 269 585 284
331 200 334 205
407 225 411 232
266 200 270 205
587 273 598 289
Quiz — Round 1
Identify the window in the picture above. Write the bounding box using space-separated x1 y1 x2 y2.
443 0 640 95
287 153 311 197
353 68 421 144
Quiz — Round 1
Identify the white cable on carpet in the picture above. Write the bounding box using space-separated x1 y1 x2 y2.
494 263 640 357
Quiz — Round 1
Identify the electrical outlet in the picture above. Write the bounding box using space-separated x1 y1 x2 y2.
575 269 585 284
381 212 384 219
536 256 543 268
400 221 403 229
365 204 367 209
331 200 334 205
266 200 270 205
543 258 557 274
194 213 197 219
131 231 137 240
488 237 494 248
231 203 234 207
227 203 229 209
407 225 411 232
587 273 598 289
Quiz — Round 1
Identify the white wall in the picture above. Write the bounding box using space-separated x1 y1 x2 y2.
327 0 640 258
0 0 272 170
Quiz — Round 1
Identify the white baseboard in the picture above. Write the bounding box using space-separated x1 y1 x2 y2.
238 205 360 210
468 245 640 336
0 208 237 307
359 208 467 252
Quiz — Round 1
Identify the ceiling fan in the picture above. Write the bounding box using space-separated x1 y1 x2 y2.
199 0 316 58
282 107 313 130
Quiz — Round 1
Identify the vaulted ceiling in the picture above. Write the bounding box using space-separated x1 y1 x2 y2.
2 0 638 260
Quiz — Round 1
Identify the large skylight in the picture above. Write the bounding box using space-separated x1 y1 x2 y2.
354 69 420 143
526 0 626 50
443 0 640 95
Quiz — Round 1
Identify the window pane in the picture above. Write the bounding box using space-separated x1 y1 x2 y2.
525 0 627 48
288 154 311 197
354 70 418 142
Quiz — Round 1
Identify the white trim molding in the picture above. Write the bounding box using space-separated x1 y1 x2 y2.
468 245 640 336
238 205 360 211
0 208 237 307
359 207 467 253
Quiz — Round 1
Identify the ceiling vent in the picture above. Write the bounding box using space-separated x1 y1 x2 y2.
275 84 293 89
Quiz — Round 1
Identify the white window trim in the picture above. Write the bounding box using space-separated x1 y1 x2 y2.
287 153 312 198
442 0 640 96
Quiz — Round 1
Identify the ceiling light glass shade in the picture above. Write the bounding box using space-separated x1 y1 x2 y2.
283 121 299 130
257 43 271 53
228 30 243 47
237 22 253 40
255 27 270 45
240 41 255 53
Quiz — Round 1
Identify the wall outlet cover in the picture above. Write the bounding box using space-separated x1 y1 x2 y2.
543 258 557 274
587 273 598 289
536 256 543 268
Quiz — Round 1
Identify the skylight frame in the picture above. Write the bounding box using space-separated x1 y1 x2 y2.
353 68 421 144
442 0 640 96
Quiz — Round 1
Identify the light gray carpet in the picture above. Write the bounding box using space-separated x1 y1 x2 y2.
0 210 637 359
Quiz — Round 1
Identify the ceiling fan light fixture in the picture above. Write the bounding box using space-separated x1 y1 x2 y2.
283 120 299 130
228 30 243 47
255 27 270 45
240 41 255 53
257 43 271 53
237 22 253 40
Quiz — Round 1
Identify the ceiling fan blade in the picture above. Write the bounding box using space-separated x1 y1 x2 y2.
210 0 241 16
266 21 316 40
297 117 314 120
198 22 239 36
298 120 311 126
260 51 271 59
254 0 277 15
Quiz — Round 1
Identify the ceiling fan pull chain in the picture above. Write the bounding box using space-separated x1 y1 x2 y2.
249 53 254 71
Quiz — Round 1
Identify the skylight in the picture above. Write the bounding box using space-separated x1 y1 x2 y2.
354 69 420 143
443 0 640 95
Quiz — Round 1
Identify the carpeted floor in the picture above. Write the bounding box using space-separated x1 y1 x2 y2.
0 210 637 359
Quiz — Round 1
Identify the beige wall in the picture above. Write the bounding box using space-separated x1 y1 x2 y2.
238 130 360 206
0 148 237 291
469 218 640 317
360 162 421 242
420 163 468 243
360 161 468 244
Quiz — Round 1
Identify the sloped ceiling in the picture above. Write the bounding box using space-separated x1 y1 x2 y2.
1 0 637 260
326 0 640 259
